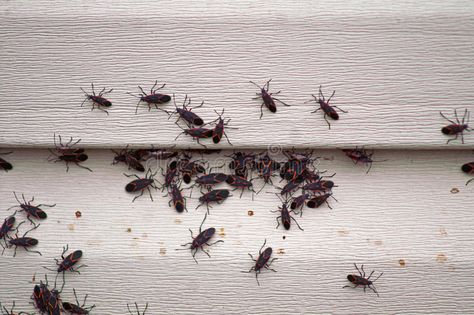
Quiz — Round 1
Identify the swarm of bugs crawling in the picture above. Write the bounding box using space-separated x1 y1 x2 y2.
3 79 473 312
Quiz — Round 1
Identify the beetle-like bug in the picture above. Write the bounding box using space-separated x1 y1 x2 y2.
162 160 179 190
170 94 204 126
254 153 281 192
228 151 256 178
197 189 231 214
49 134 92 172
112 145 145 172
250 79 290 119
175 126 214 148
177 154 207 184
80 82 113 115
462 162 474 185
32 275 61 314
226 174 256 199
177 213 224 263
301 180 335 193
44 245 85 291
127 302 148 315
306 193 337 210
279 181 300 196
243 239 277 286
343 263 383 297
2 222 41 257
62 288 95 314
307 85 347 129
128 80 171 114
290 193 311 211
440 109 471 144
0 216 16 246
124 169 159 202
167 182 187 213
211 108 234 145
272 194 303 231
343 147 386 173
8 192 53 224
195 172 228 190
0 301 33 315
0 151 13 172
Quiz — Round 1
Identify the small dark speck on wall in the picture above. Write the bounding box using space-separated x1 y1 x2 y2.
75 210 82 218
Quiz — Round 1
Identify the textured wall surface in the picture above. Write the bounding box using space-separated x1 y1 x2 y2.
0 149 473 314
0 0 473 148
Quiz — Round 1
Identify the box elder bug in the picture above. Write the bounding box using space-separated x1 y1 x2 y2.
343 147 386 173
194 172 228 191
0 151 13 172
8 192 54 224
35 275 61 315
177 154 207 184
80 82 113 115
254 152 281 193
170 94 204 126
440 109 471 144
0 301 33 315
2 221 41 257
124 169 159 202
62 288 95 314
49 134 92 172
0 216 16 246
112 145 145 172
301 180 335 193
271 194 304 231
211 108 234 145
227 151 256 178
243 239 277 286
250 79 290 119
175 125 214 148
44 245 86 292
306 85 347 129
197 189 231 214
162 160 179 190
167 182 188 213
226 174 257 199
177 213 224 264
127 302 148 315
462 162 474 185
290 193 311 211
343 263 383 297
128 80 171 114
306 193 337 210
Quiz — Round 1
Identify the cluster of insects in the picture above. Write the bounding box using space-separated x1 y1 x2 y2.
1 80 472 311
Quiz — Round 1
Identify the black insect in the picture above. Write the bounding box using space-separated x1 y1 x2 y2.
279 181 300 196
62 288 95 314
0 151 13 172
162 160 179 190
112 146 145 172
343 263 383 297
272 195 303 231
2 222 41 257
175 126 214 148
178 155 206 184
80 82 113 115
45 245 85 292
250 79 290 119
197 189 231 214
124 169 159 202
440 109 471 144
195 172 228 189
243 239 277 286
306 193 337 209
290 193 311 211
0 301 33 315
127 302 148 315
254 153 281 192
0 216 16 246
280 150 316 180
228 151 256 178
343 147 386 173
170 94 204 126
177 213 223 263
462 162 474 185
307 85 347 129
128 80 171 114
39 276 61 315
48 134 91 172
32 283 47 313
226 175 256 198
8 192 53 224
167 183 187 213
211 108 233 145
301 180 335 193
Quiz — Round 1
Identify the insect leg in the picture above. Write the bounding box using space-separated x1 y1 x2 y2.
75 162 93 172
131 190 144 203
439 111 456 124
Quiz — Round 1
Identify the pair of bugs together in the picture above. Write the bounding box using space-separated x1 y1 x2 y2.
252 80 347 128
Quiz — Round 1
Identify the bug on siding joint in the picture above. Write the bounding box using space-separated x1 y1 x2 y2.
169 94 204 127
0 301 34 315
167 182 188 213
177 213 224 264
342 147 386 173
44 244 85 292
462 162 474 185
8 192 53 224
62 288 96 314
124 169 160 202
127 302 148 315
250 79 290 119
0 151 13 172
128 80 171 114
48 134 92 172
242 239 277 286
343 263 383 297
80 82 113 115
306 85 347 129
440 109 471 144
112 145 146 172
1 221 41 257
